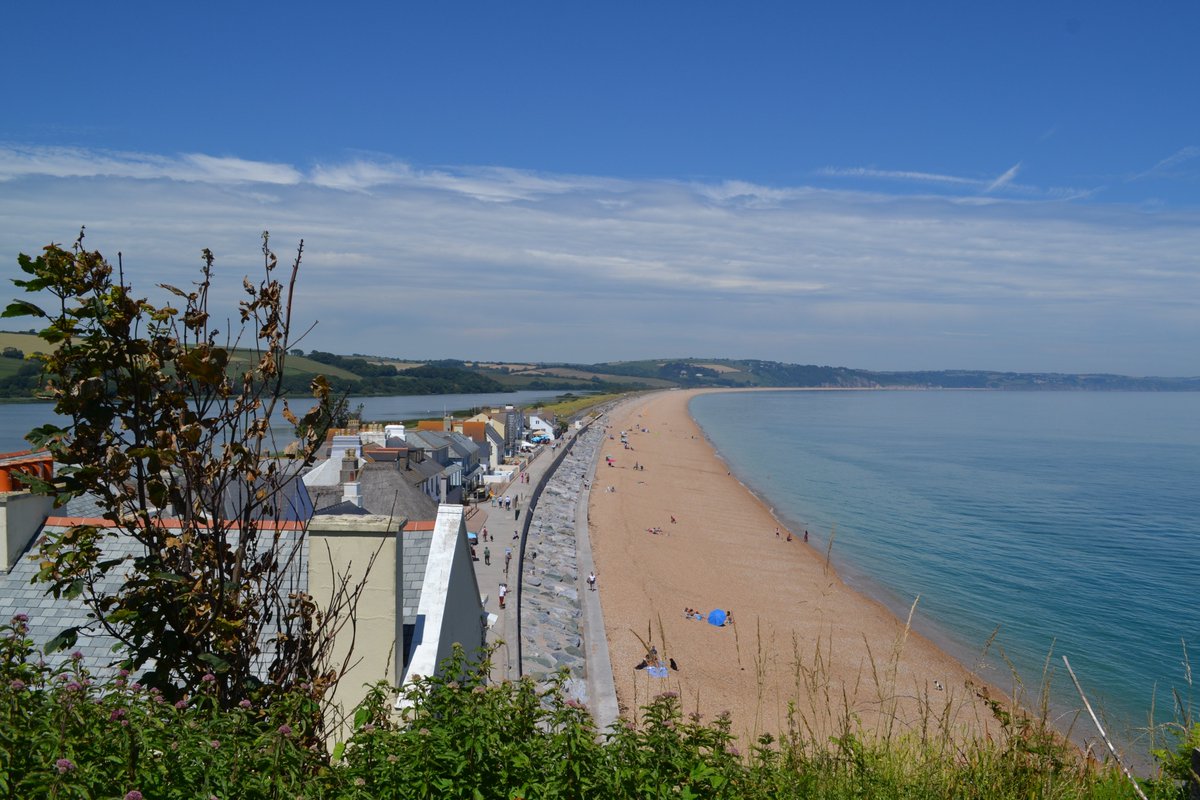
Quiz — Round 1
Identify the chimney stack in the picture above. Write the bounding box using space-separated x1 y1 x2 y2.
339 449 358 483
339 449 363 508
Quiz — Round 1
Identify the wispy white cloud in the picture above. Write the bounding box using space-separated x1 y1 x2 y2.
1 144 1196 374
817 166 980 187
819 161 1094 203
0 144 302 185
1134 146 1200 180
985 162 1021 193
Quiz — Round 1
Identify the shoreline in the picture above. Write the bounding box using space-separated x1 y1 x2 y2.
690 397 997 696
588 388 1006 747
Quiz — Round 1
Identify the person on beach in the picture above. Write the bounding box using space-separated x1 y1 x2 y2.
786 531 793 542
775 527 780 537
804 530 809 542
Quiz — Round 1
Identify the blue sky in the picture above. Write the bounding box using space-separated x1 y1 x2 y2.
2 2 1197 374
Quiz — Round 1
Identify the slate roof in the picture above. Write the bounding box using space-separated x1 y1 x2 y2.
0 518 307 683
405 455 442 483
313 499 372 516
307 461 438 521
403 430 453 463
217 460 314 522
401 526 435 625
400 525 435 662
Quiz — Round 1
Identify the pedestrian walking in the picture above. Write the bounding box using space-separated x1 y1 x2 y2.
587 571 597 591
484 547 491 565
498 582 508 609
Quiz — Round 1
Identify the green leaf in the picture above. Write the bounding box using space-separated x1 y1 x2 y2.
45 626 80 653
199 652 231 673
354 706 370 729
149 571 189 584
24 424 65 449
2 299 47 319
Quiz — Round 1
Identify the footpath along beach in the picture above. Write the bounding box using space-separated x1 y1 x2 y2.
589 389 1004 746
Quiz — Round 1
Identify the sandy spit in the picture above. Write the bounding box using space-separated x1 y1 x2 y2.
588 389 1004 747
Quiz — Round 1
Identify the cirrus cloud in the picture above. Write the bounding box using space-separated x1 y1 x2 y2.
1 144 1196 376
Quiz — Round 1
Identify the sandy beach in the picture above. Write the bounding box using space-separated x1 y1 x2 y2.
588 389 1004 746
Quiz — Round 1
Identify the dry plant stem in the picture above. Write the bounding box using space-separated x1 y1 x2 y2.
823 524 836 576
1063 655 1148 800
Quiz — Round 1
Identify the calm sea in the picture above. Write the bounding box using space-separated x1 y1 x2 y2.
0 389 570 454
690 390 1200 752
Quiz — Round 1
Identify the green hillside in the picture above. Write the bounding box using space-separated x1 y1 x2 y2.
0 331 46 354
4 331 1196 400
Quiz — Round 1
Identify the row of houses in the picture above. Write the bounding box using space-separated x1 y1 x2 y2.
313 405 561 510
0 402 562 740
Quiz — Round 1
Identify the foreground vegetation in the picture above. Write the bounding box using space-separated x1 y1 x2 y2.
4 623 1195 799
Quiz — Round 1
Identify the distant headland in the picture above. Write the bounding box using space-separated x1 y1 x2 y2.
1 328 1196 400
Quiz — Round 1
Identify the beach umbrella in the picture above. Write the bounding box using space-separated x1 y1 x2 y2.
706 609 726 627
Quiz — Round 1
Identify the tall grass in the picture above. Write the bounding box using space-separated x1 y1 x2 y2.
2 610 1194 798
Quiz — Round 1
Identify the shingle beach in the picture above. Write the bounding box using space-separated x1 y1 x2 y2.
589 389 1003 746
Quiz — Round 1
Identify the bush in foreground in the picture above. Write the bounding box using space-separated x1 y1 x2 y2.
2 620 1193 799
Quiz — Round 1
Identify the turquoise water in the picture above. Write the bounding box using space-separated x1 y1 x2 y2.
690 390 1200 750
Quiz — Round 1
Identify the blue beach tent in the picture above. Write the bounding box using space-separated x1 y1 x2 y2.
706 609 727 627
